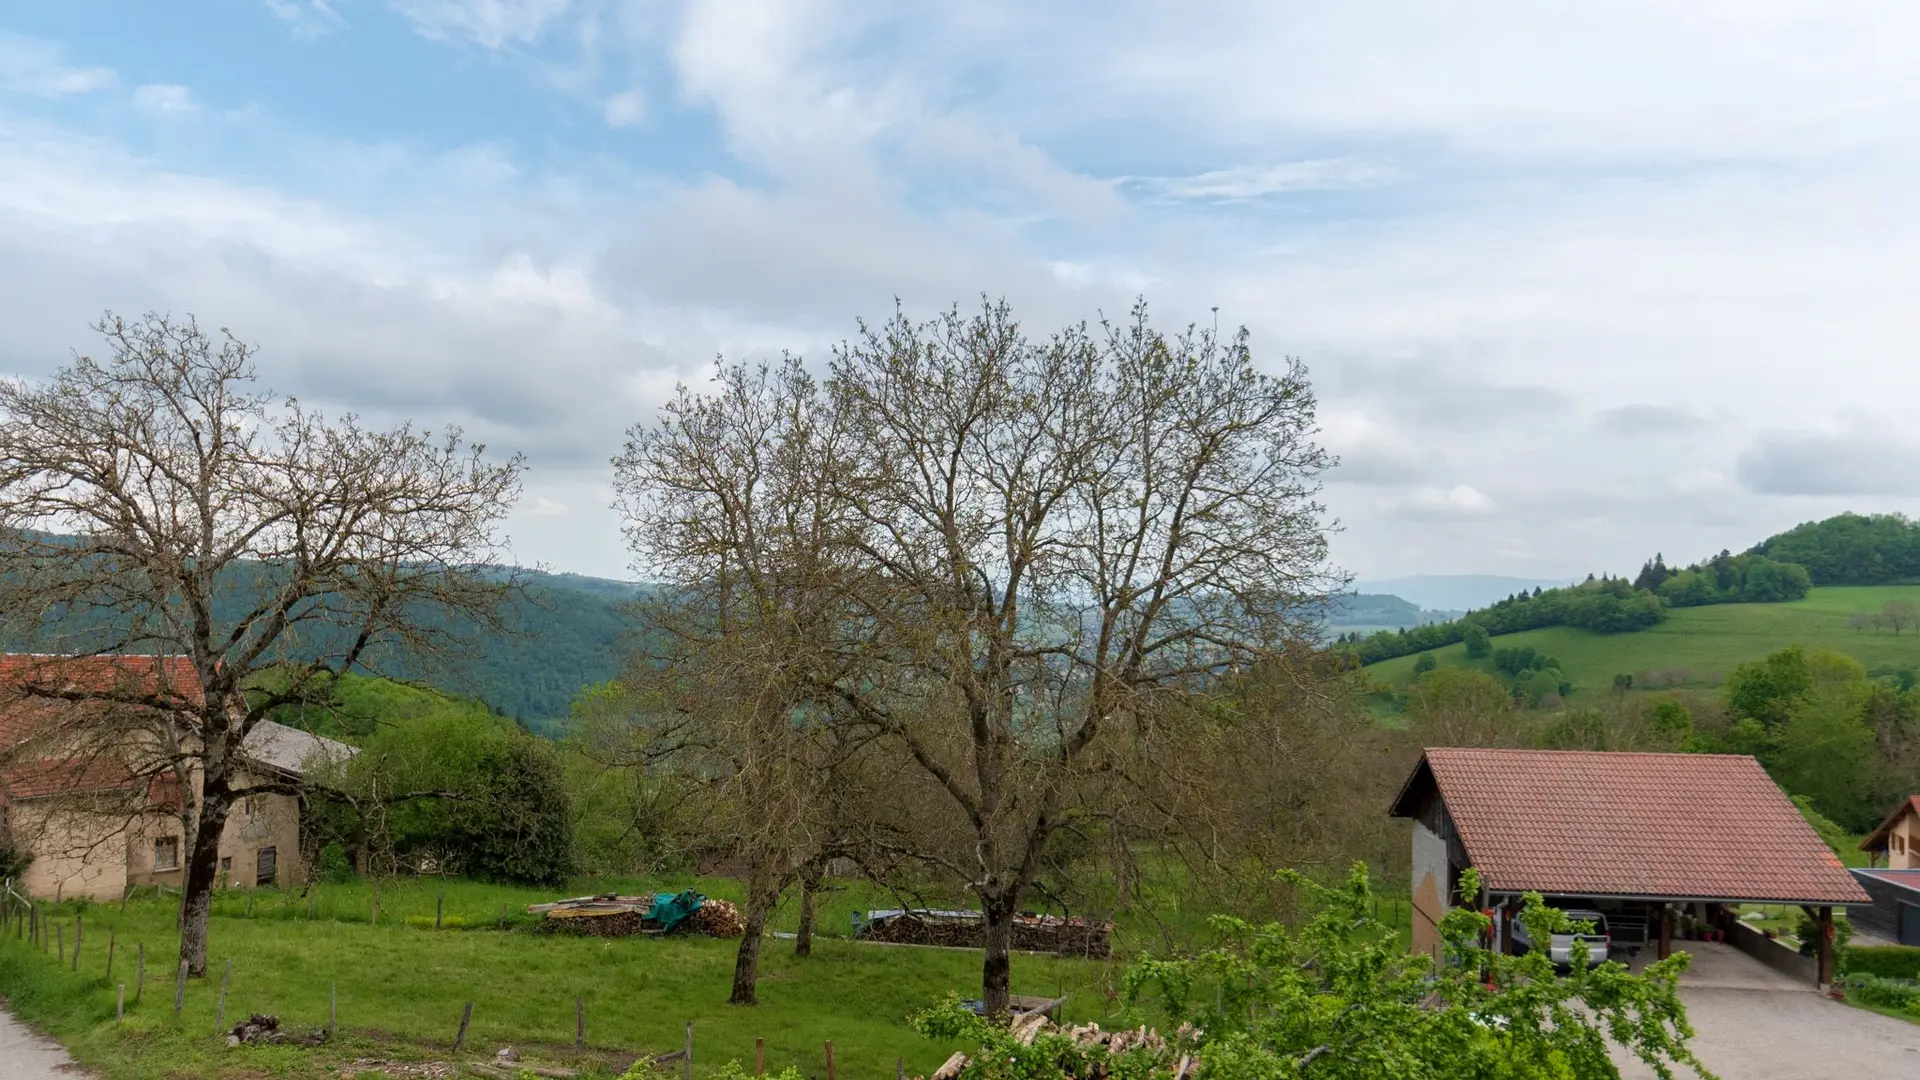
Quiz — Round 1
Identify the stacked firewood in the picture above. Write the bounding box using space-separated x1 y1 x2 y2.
688 898 747 937
862 911 1113 957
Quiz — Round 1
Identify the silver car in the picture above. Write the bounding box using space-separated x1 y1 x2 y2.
1512 908 1610 968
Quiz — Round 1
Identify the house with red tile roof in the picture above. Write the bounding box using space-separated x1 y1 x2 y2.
0 654 353 900
1389 747 1870 985
1860 795 1920 870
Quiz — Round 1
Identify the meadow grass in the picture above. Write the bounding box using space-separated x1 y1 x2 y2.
1365 585 1920 697
0 879 1127 1080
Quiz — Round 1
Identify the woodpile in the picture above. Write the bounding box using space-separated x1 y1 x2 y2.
919 1012 1185 1080
688 897 746 937
857 909 1113 958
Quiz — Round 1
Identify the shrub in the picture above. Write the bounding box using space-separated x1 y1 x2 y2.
1412 652 1437 675
1844 945 1920 980
1843 972 1920 1015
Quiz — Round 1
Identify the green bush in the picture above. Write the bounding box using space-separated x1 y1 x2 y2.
1844 972 1920 1014
1843 945 1920 980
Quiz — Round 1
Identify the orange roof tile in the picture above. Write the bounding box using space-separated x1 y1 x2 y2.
1391 747 1870 905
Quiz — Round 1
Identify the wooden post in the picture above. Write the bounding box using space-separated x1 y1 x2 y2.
371 891 378 926
453 1001 475 1052
575 995 585 1050
436 889 445 930
897 1058 905 1080
246 893 254 918
1657 905 1672 960
330 982 337 1037
498 903 507 930
174 960 188 1017
72 914 82 971
117 983 125 1022
56 923 64 965
825 1041 836 1080
106 927 116 981
135 943 145 1003
756 1037 765 1076
1817 905 1835 987
216 958 232 1033
682 1021 693 1080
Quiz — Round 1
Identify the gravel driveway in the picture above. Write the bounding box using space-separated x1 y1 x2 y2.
1613 942 1920 1079
0 1002 87 1079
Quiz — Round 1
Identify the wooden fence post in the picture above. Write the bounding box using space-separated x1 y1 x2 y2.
756 1037 765 1076
56 923 64 965
330 982 337 1037
117 983 125 1022
436 889 445 930
174 960 188 1017
106 927 115 982
453 1001 475 1052
682 1021 693 1080
825 1040 836 1080
575 995 585 1050
216 958 232 1033
498 903 507 930
72 914 81 971
897 1057 906 1080
135 943 145 1003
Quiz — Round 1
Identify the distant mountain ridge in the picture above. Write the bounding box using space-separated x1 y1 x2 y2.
1354 575 1580 613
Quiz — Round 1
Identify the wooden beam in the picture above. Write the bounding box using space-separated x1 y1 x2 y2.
1816 906 1834 988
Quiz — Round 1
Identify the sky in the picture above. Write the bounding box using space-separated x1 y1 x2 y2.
3 2 1919 583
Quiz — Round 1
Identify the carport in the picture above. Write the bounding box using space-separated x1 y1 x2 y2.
1389 748 1871 986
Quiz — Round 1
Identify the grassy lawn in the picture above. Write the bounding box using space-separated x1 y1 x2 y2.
0 878 1130 1080
1365 585 1920 698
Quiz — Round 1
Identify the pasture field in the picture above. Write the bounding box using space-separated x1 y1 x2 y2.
1365 585 1920 696
0 874 1417 1080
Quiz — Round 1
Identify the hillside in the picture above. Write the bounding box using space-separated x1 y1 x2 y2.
1366 584 1920 696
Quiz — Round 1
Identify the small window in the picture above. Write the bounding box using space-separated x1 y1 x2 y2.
256 846 277 887
153 836 180 871
220 856 232 875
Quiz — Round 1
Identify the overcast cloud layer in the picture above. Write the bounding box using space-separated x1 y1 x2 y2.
2 2 1917 581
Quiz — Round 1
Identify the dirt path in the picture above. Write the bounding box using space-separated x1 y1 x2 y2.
0 1002 88 1079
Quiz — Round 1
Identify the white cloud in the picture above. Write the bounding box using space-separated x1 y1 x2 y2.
393 0 572 48
132 84 194 115
529 496 570 516
0 32 115 97
1404 485 1495 515
602 89 644 129
1128 158 1405 201
264 0 347 37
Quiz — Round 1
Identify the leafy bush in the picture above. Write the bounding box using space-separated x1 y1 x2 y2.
1844 945 1920 980
1843 972 1920 1014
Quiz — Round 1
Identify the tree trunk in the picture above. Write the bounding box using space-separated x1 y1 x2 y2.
177 784 230 978
730 889 771 1005
980 894 1015 1018
795 866 820 958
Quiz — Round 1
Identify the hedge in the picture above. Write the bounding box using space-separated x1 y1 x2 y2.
1844 972 1920 1015
1841 944 1920 980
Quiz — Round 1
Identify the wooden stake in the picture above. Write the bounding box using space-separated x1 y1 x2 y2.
498 903 507 930
453 1001 474 1052
575 995 584 1050
436 889 445 930
106 927 116 982
897 1057 906 1080
117 983 125 1022
216 958 232 1033
246 893 254 918
174 960 188 1017
825 1040 836 1080
330 982 337 1037
135 943 145 1003
72 914 81 971
756 1037 765 1076
56 923 64 965
682 1021 693 1080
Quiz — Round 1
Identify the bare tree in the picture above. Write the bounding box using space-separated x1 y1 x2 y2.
0 313 522 976
1883 599 1918 635
616 300 1336 1013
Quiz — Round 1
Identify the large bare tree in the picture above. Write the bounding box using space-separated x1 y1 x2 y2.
617 300 1335 1013
0 313 523 976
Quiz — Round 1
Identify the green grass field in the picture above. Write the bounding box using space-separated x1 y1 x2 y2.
1366 585 1920 697
0 870 1416 1080
0 877 1121 1080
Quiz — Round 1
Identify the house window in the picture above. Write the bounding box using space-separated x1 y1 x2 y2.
256 846 277 887
220 856 232 881
153 836 180 871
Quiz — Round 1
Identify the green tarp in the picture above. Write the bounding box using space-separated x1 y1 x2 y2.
645 889 706 933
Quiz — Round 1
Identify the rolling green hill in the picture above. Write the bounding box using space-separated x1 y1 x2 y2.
1366 584 1920 696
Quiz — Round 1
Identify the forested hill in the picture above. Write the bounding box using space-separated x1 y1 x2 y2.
1752 512 1920 584
385 569 641 727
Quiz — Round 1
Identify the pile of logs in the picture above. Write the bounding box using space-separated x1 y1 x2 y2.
859 909 1113 958
528 894 745 938
688 898 746 937
926 1012 1185 1080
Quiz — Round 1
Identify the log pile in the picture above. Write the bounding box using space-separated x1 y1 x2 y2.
922 1012 1186 1080
858 909 1113 958
688 897 746 937
528 893 745 938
